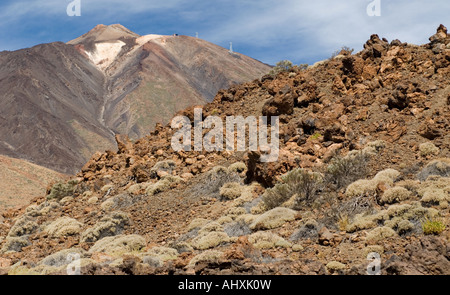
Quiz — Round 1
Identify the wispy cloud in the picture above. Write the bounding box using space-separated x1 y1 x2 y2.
0 0 448 65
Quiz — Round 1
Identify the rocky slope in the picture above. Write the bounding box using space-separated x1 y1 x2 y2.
0 25 448 275
0 24 270 174
0 155 66 214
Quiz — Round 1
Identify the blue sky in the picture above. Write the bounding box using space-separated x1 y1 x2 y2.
0 0 449 65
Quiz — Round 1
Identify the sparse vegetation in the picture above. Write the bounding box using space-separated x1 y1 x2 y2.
337 214 350 231
326 261 346 273
47 180 78 201
100 193 133 211
219 182 243 200
81 212 130 243
248 231 292 249
44 217 83 238
250 207 297 230
228 162 248 175
144 247 179 262
381 187 412 204
330 46 354 59
7 215 38 238
39 248 86 267
366 226 397 243
269 60 294 76
188 165 242 199
88 234 146 255
290 219 319 241
188 250 223 268
309 132 322 141
187 218 211 232
422 217 446 235
146 175 183 196
190 231 230 250
263 168 323 210
325 151 370 190
345 168 400 198
1 236 30 253
416 159 450 181
419 142 439 157
198 222 224 235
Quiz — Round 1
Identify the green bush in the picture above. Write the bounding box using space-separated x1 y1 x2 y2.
422 218 446 235
263 169 323 210
45 217 83 238
81 212 130 243
269 60 294 76
1 236 30 253
330 46 354 59
47 180 78 201
88 234 146 255
187 165 241 199
325 151 370 190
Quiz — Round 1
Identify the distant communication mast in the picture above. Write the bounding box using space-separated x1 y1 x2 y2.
196 32 199 38
229 42 233 53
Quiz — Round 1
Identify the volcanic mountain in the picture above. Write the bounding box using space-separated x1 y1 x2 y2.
0 24 270 174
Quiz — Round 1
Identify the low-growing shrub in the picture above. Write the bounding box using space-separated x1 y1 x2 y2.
228 162 248 175
7 216 38 238
419 142 439 157
88 234 146 255
100 193 133 211
325 151 370 189
290 219 319 241
345 169 400 198
81 212 130 243
186 166 241 199
190 231 230 250
198 222 224 235
326 261 346 273
269 60 293 76
45 217 83 238
381 187 412 204
219 182 243 200
337 214 350 231
366 226 397 243
416 159 450 181
263 168 322 209
1 236 30 253
249 207 297 230
188 250 223 268
47 180 78 201
422 218 446 235
187 218 211 232
145 247 179 262
39 248 86 267
248 232 292 249
145 175 182 196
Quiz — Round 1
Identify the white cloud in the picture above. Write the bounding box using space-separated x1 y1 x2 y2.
0 0 449 64
198 0 449 63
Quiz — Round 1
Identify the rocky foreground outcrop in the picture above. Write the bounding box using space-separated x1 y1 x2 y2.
0 26 449 275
